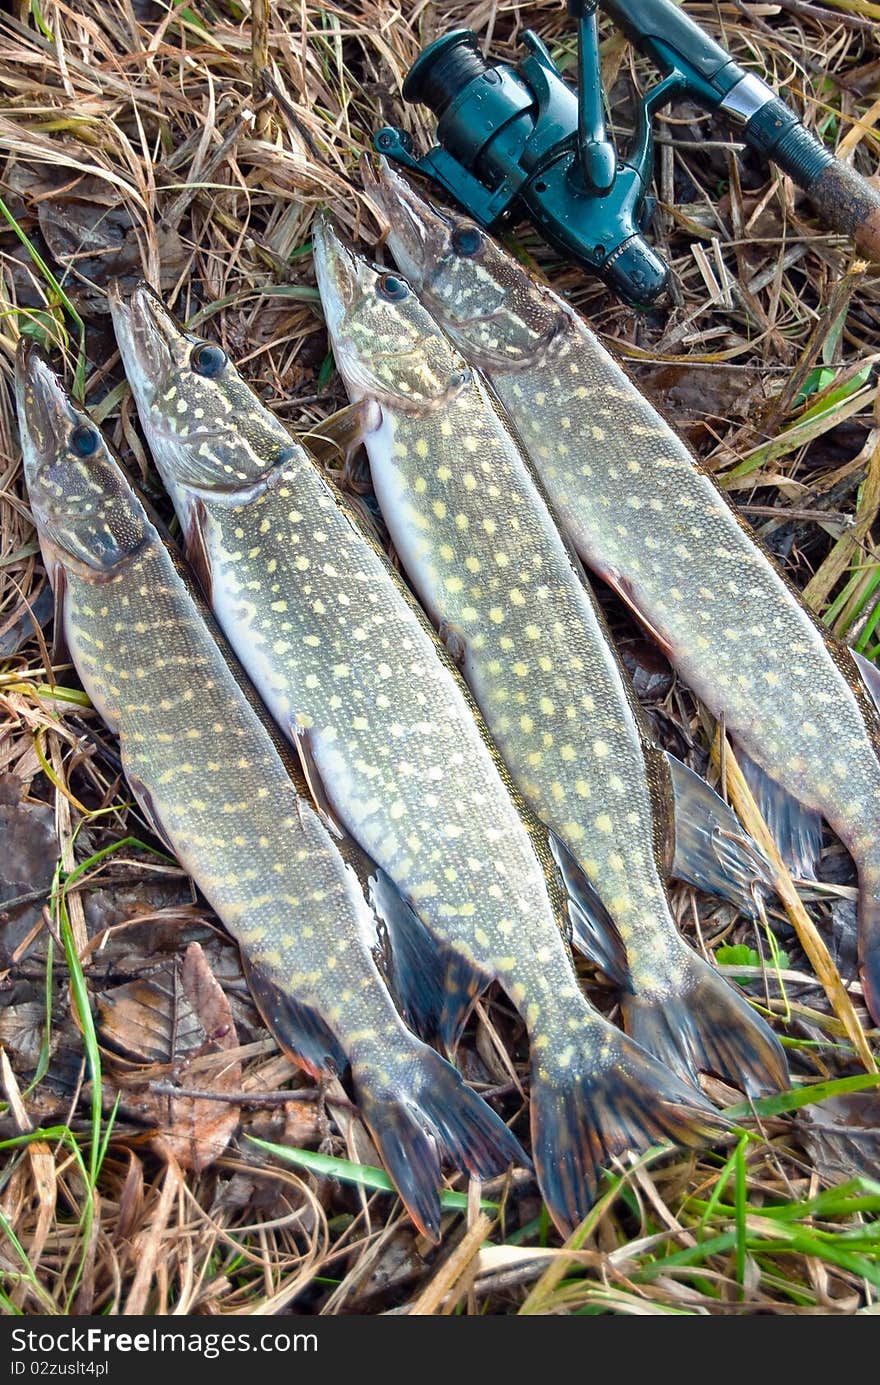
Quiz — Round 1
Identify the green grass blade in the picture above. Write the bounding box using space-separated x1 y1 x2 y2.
724 1070 880 1122
245 1135 497 1212
733 1134 748 1295
0 195 87 398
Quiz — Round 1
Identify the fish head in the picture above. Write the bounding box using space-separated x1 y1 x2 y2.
108 281 295 495
312 213 469 409
15 339 148 582
368 159 566 370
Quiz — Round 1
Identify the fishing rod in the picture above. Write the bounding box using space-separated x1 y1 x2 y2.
375 0 880 307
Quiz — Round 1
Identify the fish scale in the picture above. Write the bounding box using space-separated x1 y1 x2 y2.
15 339 528 1242
313 221 787 1098
365 377 673 979
372 159 880 1025
109 279 730 1235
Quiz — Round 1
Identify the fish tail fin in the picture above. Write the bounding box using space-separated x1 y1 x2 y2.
858 883 880 1025
621 952 789 1097
529 1022 730 1234
355 1040 526 1241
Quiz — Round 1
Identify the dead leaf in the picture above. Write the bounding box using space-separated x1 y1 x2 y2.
797 1090 880 1183
619 638 675 702
0 776 58 967
97 942 242 1172
116 1149 145 1243
7 165 186 312
632 362 770 448
0 1001 53 1073
827 898 860 981
0 586 53 659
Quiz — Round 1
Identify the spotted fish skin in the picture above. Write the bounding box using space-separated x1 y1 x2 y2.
108 282 730 1235
14 339 528 1241
372 161 880 1026
313 222 787 1097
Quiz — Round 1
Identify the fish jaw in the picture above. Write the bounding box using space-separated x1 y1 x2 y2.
15 340 149 581
312 213 366 343
370 160 564 369
365 158 454 292
107 279 188 417
15 337 77 484
111 281 296 495
313 214 471 410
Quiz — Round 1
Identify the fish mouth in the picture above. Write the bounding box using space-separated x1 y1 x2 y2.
15 338 78 478
367 158 453 292
108 278 185 403
312 212 377 336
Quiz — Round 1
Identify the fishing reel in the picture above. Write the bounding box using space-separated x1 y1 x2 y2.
375 0 880 308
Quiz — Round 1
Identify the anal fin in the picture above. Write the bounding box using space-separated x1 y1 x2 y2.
241 952 348 1079
547 832 629 987
852 649 880 720
736 746 823 881
369 868 487 1051
289 722 345 840
666 753 773 914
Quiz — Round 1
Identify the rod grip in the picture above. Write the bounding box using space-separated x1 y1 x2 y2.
805 160 880 263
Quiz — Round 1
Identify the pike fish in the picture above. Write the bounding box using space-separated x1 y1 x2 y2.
372 161 880 1025
15 338 527 1241
313 219 787 1097
108 283 728 1234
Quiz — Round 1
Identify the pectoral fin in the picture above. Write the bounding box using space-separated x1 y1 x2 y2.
182 497 213 603
50 564 71 668
666 753 773 914
301 399 382 470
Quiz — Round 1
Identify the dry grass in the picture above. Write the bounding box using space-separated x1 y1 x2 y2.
1 0 879 1317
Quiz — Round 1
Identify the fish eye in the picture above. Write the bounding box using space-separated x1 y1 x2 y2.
452 225 483 257
377 273 409 303
190 342 227 378
69 423 101 458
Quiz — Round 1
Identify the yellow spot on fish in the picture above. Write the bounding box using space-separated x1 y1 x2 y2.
595 814 613 834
